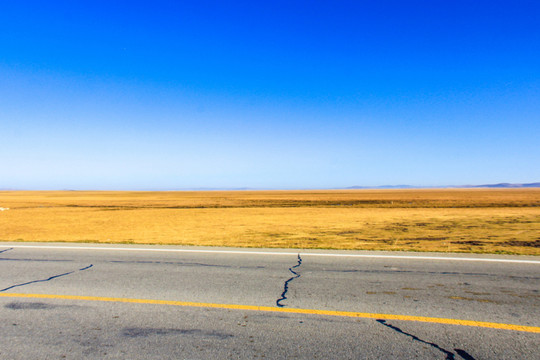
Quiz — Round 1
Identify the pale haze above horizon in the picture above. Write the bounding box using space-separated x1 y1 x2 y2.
1 1 539 190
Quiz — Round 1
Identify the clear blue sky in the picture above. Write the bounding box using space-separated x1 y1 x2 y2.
1 1 539 190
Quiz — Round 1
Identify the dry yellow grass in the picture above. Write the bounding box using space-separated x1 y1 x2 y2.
0 189 539 255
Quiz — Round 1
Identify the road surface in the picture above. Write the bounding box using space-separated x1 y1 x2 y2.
0 243 538 359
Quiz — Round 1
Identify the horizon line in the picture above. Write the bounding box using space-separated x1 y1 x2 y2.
2 182 539 192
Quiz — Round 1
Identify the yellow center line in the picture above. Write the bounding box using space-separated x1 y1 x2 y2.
1 293 538 334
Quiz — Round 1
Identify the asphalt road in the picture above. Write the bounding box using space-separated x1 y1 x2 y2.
0 243 538 359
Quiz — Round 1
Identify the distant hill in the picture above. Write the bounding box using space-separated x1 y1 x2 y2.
471 182 540 188
345 183 540 189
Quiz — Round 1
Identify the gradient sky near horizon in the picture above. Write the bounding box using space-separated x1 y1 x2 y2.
1 1 539 190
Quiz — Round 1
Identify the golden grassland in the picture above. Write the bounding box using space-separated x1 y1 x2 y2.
0 189 539 255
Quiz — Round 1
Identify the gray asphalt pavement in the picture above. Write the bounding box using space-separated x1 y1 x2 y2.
0 243 538 359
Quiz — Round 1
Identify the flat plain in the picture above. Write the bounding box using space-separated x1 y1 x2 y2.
0 189 539 255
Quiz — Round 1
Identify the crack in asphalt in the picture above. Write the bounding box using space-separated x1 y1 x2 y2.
0 264 93 292
0 248 74 263
376 319 476 360
276 254 302 307
0 258 73 263
454 349 477 360
110 260 264 269
326 269 538 280
110 260 232 268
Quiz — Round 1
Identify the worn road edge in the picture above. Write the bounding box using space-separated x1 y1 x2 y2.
4 245 540 264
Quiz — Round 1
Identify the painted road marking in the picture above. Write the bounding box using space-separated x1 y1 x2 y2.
1 293 538 333
5 245 540 264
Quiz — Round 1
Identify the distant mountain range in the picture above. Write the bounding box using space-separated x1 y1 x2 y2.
346 183 540 189
2 183 539 191
469 182 540 188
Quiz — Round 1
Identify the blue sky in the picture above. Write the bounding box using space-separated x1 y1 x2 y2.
1 1 539 189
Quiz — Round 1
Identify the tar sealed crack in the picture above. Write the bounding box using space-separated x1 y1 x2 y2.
376 319 476 360
326 268 538 280
0 248 13 254
122 328 233 339
0 258 73 263
276 254 302 307
0 264 93 292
